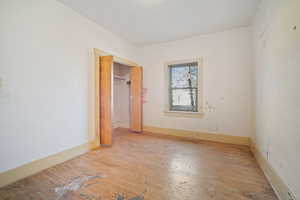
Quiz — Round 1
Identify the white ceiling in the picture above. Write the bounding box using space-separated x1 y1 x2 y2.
58 0 260 46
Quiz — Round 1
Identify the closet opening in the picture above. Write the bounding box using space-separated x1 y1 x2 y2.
96 51 143 147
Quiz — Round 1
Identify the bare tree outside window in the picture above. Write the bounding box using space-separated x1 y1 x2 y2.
169 62 198 112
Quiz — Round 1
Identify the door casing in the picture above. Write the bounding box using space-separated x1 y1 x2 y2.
93 48 143 147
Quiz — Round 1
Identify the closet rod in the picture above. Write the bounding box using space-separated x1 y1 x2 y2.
114 75 125 80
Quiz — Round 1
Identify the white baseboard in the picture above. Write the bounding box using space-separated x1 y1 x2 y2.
0 142 96 188
250 141 296 200
143 125 250 146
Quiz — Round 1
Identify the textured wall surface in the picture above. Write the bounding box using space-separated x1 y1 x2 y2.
0 0 138 172
253 0 300 197
140 27 254 137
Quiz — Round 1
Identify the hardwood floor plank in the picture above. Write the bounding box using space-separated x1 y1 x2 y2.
0 128 278 200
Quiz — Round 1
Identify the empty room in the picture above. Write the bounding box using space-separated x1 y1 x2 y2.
0 0 299 199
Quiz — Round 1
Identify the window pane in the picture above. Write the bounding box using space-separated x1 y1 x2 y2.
170 65 198 88
189 66 198 87
170 89 197 112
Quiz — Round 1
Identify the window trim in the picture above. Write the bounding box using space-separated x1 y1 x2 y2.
164 58 203 118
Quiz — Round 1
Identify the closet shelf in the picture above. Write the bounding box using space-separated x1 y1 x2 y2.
114 75 125 80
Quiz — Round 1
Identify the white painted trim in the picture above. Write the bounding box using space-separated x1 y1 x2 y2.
144 125 250 146
0 142 96 188
250 140 296 200
164 58 203 117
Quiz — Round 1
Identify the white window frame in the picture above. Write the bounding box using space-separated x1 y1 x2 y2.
164 58 203 118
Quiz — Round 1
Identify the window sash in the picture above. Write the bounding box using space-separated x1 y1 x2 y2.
168 63 199 112
169 88 198 112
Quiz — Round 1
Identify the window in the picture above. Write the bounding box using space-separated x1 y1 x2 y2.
165 59 202 117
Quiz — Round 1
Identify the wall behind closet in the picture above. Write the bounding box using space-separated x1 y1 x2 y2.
139 27 254 137
113 64 130 128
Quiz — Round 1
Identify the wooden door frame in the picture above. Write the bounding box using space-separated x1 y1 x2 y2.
93 48 141 147
130 67 143 132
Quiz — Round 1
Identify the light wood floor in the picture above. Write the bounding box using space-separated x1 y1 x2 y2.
0 128 277 200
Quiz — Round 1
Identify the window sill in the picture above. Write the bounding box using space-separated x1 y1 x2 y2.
164 110 204 118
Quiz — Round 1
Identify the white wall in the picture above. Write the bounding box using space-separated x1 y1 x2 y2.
140 27 254 137
253 0 300 198
0 0 138 172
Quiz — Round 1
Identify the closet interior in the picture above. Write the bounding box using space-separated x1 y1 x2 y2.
113 62 131 130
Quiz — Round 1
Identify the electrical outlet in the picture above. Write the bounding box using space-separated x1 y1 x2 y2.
288 191 296 200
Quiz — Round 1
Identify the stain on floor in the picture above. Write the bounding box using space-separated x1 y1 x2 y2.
54 173 105 199
115 195 144 200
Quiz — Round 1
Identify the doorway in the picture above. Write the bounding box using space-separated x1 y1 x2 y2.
94 50 143 147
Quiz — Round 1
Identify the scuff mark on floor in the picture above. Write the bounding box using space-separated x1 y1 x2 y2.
54 173 105 199
80 193 94 200
115 195 144 200
116 194 125 200
128 196 144 200
207 186 216 199
83 181 103 189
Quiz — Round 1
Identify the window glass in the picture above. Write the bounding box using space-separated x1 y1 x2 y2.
169 62 198 112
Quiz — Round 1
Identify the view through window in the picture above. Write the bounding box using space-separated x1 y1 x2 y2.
169 62 198 112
